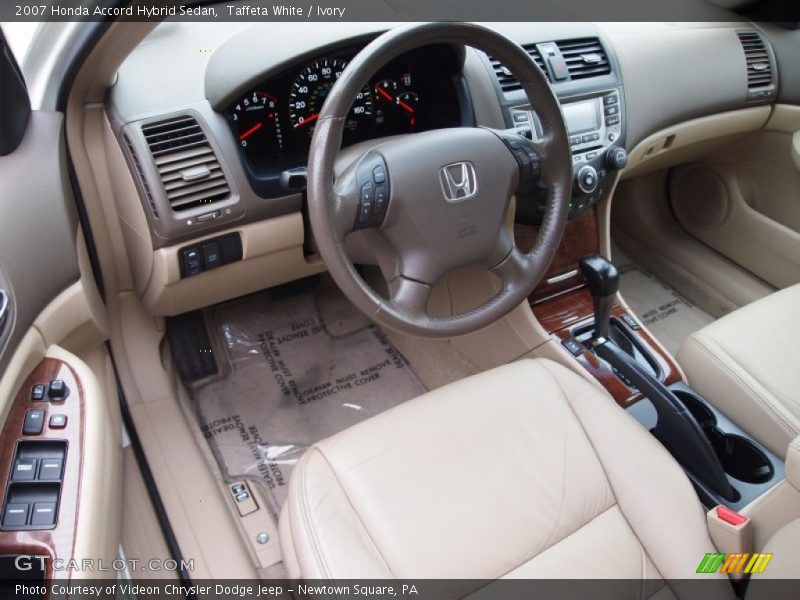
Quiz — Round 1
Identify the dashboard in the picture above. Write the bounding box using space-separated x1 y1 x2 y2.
225 44 468 197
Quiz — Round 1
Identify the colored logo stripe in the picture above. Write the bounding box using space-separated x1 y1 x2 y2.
696 552 773 574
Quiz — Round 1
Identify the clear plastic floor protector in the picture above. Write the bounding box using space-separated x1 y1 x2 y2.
193 291 426 516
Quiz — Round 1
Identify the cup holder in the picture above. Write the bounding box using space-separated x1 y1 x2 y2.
673 391 774 485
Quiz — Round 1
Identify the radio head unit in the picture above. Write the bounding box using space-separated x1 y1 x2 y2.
510 88 626 222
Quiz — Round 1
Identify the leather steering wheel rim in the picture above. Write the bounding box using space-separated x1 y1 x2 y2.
307 22 572 338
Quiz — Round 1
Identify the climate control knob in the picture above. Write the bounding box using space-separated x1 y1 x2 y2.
605 146 629 170
574 165 599 195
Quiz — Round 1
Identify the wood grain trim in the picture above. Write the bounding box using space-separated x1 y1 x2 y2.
533 288 682 407
516 206 599 303
0 359 84 580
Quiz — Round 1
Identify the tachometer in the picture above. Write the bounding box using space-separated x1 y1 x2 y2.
288 58 374 132
230 91 284 154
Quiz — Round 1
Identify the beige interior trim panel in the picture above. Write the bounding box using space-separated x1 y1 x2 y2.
144 215 325 315
621 107 770 180
46 345 122 578
668 105 800 289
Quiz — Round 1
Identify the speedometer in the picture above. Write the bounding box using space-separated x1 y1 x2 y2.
288 58 374 132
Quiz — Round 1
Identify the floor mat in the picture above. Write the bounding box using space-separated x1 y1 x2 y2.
193 290 426 516
614 248 715 356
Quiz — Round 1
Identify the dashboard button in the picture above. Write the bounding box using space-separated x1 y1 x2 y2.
23 409 45 436
372 165 386 184
570 136 582 146
180 247 203 277
30 503 56 528
31 384 46 401
2 503 29 528
562 337 584 357
202 241 222 270
48 379 66 400
603 95 618 106
605 115 620 126
12 458 37 481
604 105 619 116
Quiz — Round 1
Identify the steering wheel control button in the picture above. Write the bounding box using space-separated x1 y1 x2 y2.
31 384 46 401
38 458 64 481
496 132 542 202
48 379 67 400
373 185 388 214
359 183 375 222
12 458 37 482
354 153 391 230
562 337 585 357
23 409 45 436
49 414 67 429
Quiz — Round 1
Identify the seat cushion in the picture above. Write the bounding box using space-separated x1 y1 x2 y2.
678 284 800 456
280 358 731 591
746 518 800 600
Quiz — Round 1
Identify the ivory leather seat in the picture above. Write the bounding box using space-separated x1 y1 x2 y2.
679 284 800 457
278 358 735 590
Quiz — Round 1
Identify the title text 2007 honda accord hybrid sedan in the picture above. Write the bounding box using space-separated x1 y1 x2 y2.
1 1 799 596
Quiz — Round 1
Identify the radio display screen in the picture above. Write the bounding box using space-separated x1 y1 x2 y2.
563 100 599 134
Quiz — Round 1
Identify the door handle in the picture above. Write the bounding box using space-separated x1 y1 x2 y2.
0 290 8 335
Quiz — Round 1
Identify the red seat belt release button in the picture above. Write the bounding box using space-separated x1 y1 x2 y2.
717 505 748 526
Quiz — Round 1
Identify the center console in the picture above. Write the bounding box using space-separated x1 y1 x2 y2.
531 252 785 513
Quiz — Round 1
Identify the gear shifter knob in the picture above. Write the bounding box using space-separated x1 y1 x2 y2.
579 254 620 341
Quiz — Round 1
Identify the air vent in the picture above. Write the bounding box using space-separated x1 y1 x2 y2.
737 31 773 89
124 134 159 219
488 44 548 92
141 115 230 213
556 38 611 80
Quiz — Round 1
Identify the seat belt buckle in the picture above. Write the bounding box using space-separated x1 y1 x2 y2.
705 505 753 581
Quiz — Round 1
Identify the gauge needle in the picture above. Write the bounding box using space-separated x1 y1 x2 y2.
295 113 320 128
374 86 394 102
239 122 263 140
397 99 415 114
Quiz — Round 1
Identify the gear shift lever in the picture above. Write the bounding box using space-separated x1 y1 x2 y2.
575 253 736 502
579 254 619 341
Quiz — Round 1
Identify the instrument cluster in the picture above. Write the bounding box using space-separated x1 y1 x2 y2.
225 44 466 197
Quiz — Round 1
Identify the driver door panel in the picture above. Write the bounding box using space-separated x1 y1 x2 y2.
0 30 121 581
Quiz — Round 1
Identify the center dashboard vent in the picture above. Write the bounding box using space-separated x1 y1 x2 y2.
737 31 773 89
141 115 230 213
555 38 611 80
488 44 548 92
488 37 610 92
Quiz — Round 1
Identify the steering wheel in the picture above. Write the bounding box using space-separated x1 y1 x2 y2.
307 22 572 338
